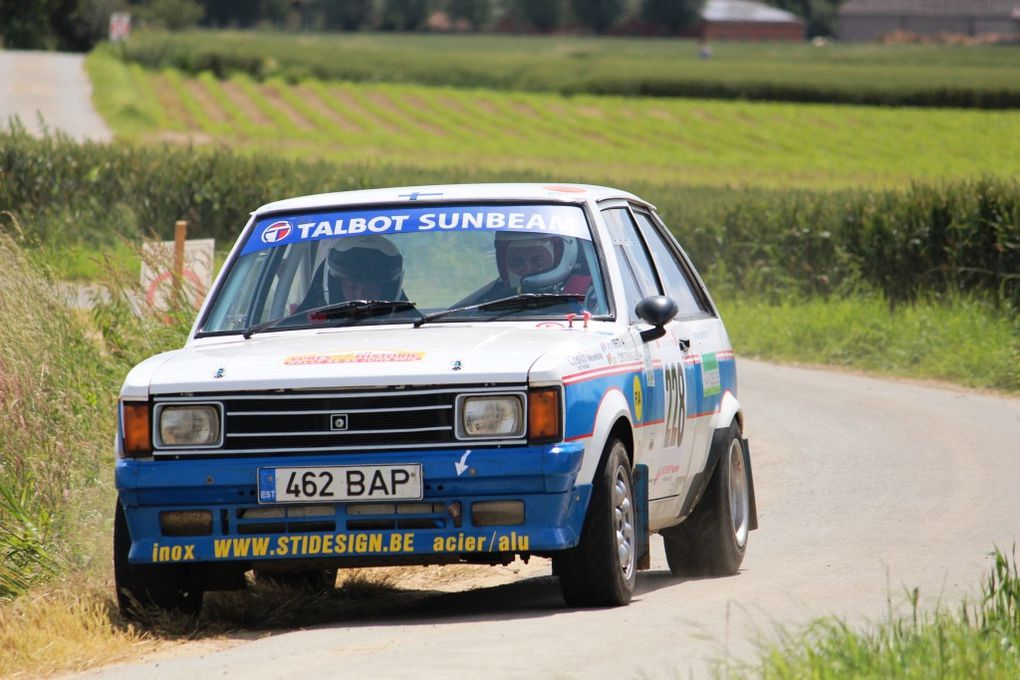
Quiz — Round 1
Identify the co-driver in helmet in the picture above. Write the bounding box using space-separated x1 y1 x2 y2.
299 234 404 310
463 231 588 305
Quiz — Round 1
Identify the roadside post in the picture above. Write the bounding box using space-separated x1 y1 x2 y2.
173 219 187 299
140 221 215 316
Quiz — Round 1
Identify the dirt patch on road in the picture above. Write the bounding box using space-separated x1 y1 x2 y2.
388 558 550 592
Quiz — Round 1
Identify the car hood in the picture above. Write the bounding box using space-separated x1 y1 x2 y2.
122 323 617 397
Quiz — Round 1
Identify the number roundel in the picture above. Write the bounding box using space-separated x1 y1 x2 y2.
664 363 686 448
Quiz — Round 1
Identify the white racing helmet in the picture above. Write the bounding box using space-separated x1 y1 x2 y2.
494 231 579 292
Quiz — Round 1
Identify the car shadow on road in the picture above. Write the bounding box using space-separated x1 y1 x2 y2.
173 566 703 640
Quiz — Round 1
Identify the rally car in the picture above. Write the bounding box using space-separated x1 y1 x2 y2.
114 183 756 615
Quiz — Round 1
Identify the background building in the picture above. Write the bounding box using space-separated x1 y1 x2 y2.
701 0 806 41
838 0 1020 41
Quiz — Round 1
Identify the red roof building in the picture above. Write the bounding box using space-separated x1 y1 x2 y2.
701 0 806 41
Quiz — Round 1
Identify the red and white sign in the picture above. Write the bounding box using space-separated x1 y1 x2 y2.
109 12 131 42
140 238 215 313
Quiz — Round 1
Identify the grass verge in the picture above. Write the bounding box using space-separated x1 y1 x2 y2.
0 229 116 597
739 549 1020 679
0 580 154 679
720 294 1020 393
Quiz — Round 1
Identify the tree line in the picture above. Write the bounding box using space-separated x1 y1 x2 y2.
1 0 842 51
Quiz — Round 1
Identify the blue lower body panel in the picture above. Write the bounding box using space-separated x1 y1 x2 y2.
116 443 590 566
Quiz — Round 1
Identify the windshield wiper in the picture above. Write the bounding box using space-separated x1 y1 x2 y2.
244 300 420 339
413 293 583 328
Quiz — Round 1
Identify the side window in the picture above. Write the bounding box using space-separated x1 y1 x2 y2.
602 208 662 319
632 211 706 316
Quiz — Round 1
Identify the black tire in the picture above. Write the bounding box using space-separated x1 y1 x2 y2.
554 438 637 607
253 567 338 592
114 499 204 618
662 421 749 577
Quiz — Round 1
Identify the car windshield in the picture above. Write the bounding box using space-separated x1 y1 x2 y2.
199 203 611 335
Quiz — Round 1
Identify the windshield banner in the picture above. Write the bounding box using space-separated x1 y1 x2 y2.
241 205 591 255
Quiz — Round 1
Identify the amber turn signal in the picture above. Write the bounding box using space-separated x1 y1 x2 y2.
528 387 562 443
122 401 152 458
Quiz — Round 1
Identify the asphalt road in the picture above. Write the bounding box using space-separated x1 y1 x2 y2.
69 359 1020 679
0 50 111 141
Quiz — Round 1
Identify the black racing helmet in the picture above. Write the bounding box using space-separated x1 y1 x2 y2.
326 235 404 299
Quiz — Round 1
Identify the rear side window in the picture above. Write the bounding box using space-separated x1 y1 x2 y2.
602 208 663 319
632 210 706 316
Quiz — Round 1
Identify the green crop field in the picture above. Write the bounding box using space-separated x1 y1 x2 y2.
87 51 1020 190
113 31 1020 108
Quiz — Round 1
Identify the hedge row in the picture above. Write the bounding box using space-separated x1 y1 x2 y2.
1 130 1017 308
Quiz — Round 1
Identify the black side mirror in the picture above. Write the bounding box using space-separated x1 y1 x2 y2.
635 295 679 343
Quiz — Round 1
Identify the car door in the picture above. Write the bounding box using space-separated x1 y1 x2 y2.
630 207 724 521
599 204 688 518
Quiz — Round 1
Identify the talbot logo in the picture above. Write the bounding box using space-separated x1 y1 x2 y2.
330 414 349 431
261 220 292 244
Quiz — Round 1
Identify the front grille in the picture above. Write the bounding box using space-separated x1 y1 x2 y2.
152 385 525 458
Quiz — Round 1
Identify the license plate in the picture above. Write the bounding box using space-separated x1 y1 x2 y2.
257 465 422 504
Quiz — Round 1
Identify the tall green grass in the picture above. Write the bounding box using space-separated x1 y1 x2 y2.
0 224 193 599
743 549 1020 678
108 32 1020 109
0 228 111 598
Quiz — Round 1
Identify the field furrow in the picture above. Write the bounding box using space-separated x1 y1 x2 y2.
91 55 1020 190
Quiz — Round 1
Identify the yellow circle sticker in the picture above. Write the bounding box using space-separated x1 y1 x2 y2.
632 375 643 422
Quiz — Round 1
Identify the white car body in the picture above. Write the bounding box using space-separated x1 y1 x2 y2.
114 183 755 613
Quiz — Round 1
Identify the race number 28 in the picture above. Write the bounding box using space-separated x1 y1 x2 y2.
663 363 686 448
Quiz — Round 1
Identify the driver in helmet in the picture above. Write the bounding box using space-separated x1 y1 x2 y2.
299 234 404 310
468 231 586 304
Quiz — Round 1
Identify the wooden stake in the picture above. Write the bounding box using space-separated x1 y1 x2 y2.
173 220 187 297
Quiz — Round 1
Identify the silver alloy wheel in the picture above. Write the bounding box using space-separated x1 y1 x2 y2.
613 463 636 580
729 438 750 548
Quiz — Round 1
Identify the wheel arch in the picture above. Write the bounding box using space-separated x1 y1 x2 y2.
709 389 743 434
576 388 633 486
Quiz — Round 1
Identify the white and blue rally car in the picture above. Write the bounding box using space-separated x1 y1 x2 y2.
114 183 756 615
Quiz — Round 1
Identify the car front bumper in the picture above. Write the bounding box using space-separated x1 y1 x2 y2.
116 443 589 566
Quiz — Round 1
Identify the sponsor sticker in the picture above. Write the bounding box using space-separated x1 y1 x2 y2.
146 530 534 562
642 344 656 386
242 205 592 255
261 220 292 244
702 352 721 397
284 350 425 365
632 375 644 422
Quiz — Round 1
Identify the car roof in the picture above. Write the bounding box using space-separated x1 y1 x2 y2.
253 183 648 216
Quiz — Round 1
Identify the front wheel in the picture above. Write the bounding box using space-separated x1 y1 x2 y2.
114 500 203 618
554 438 637 607
662 421 749 576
